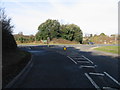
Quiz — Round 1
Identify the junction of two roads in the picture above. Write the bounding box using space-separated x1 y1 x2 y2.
6 45 120 89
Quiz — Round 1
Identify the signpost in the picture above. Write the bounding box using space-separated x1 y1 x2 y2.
47 37 50 47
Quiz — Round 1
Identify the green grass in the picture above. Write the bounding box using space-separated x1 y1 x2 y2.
94 46 120 54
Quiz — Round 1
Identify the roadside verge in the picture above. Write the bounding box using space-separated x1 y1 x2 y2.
2 49 33 88
75 46 119 58
5 54 33 88
89 47 119 58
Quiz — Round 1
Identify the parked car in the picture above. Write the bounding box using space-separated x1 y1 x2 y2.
88 42 95 45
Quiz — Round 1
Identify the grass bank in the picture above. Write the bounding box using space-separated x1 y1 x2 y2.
17 38 80 45
18 43 80 45
94 46 119 54
2 48 31 88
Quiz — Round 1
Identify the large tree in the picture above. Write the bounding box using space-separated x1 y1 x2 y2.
36 19 60 40
36 19 83 43
60 24 83 43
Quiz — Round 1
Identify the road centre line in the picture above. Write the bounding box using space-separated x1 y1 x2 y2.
85 73 101 90
104 72 120 86
82 55 94 64
67 56 77 64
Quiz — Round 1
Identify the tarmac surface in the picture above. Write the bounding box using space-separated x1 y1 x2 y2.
10 45 120 89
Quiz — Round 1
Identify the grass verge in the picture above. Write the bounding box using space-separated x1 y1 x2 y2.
94 46 120 54
2 48 31 88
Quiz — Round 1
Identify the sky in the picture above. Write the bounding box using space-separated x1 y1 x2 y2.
1 0 119 36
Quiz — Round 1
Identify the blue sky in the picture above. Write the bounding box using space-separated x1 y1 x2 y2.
1 0 119 36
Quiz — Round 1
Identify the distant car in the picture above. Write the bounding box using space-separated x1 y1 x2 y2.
88 42 95 45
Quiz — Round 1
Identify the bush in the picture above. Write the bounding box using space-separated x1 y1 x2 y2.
1 8 17 52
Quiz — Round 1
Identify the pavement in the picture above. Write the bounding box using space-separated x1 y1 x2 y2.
8 45 120 89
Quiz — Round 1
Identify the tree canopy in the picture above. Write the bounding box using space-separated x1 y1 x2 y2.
37 19 60 40
99 33 106 36
60 24 83 43
36 19 83 43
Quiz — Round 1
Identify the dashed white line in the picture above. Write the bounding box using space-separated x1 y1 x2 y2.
67 56 77 64
74 57 86 60
82 55 94 64
80 65 97 68
104 72 120 86
85 73 101 90
89 72 104 76
77 61 90 63
103 87 117 90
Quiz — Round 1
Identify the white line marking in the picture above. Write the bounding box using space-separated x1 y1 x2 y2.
85 73 101 90
74 58 85 60
89 72 104 76
80 65 96 68
103 87 117 90
77 61 90 63
82 55 94 64
104 72 120 86
67 56 77 64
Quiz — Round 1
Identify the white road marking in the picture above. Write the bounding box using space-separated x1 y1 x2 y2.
89 72 104 76
104 72 120 86
77 61 90 63
85 73 101 90
67 56 77 64
82 55 94 64
80 65 97 68
103 87 118 90
74 57 85 60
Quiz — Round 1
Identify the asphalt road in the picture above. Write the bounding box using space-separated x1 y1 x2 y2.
12 45 119 89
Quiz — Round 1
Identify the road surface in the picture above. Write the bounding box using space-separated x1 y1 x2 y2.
10 45 119 89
